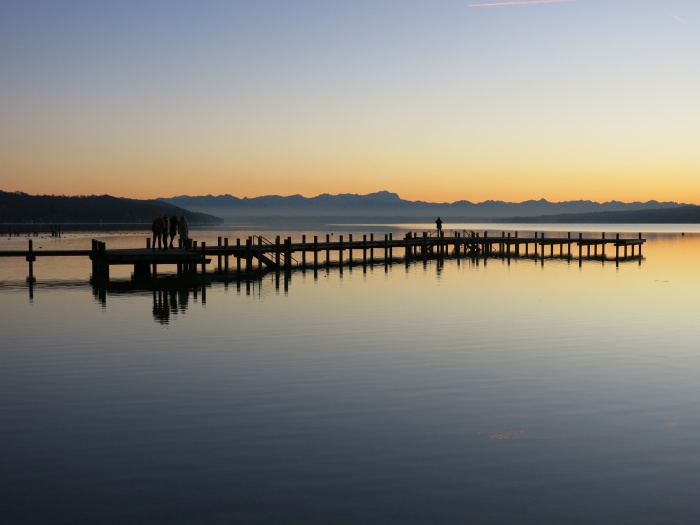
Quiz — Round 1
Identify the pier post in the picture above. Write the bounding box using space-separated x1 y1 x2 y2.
224 238 229 275
540 232 545 261
285 237 292 271
257 236 263 271
362 235 367 266
313 236 319 269
26 239 36 283
339 235 344 271
276 236 281 268
201 242 206 278
389 233 393 260
218 237 223 272
326 234 330 267
348 234 353 264
534 232 538 257
246 238 253 276
370 234 375 264
302 235 307 268
404 233 410 263
236 239 242 275
578 233 583 260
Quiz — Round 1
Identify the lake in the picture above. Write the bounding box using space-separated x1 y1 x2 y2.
2 223 700 524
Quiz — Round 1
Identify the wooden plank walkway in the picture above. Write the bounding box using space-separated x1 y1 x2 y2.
0 230 646 284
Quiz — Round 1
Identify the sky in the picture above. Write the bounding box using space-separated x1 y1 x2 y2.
1 0 698 204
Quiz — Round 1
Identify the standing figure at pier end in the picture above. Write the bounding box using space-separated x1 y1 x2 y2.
435 217 443 236
151 215 165 251
169 216 179 248
179 215 189 245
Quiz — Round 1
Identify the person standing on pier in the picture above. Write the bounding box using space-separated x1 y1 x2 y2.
435 217 443 236
169 215 179 248
151 215 165 251
179 215 189 246
161 215 169 250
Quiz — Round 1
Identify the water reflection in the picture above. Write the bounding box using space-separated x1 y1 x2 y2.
151 288 191 324
90 280 205 323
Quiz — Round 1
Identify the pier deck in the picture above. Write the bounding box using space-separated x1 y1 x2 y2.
0 230 646 284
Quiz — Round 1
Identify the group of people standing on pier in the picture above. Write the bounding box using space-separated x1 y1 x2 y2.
151 214 188 251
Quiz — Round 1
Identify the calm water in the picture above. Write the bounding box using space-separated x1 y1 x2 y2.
2 224 700 524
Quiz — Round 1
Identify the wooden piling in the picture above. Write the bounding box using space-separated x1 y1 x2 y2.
26 239 36 283
302 235 307 267
313 236 319 268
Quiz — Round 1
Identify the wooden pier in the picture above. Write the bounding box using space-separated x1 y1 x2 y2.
0 230 646 285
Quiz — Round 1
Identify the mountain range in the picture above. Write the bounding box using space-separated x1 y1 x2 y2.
160 191 692 223
2 190 698 225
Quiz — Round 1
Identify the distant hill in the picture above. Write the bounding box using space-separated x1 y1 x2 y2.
0 191 223 224
160 191 686 222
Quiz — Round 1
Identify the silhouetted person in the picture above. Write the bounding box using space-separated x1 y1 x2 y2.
179 215 189 246
169 215 178 248
162 215 169 250
151 215 165 250
435 217 443 235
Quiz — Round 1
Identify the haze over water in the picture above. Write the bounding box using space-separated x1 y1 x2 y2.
2 224 700 524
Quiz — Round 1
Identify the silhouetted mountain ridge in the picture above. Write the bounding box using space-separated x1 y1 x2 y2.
160 191 685 221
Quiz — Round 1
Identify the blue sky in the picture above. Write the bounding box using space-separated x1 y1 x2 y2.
1 0 698 202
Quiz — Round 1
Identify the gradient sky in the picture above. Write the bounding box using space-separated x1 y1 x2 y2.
1 0 698 203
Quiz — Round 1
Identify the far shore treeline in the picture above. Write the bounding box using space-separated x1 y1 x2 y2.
0 191 222 225
2 190 700 225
